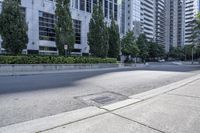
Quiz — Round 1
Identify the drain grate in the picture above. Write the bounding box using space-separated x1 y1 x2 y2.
92 96 115 104
75 91 128 107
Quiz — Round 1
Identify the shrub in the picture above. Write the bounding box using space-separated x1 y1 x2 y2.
0 55 117 64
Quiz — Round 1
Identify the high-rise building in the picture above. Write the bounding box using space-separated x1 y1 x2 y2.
184 0 200 45
165 0 185 51
141 0 155 41
0 0 121 55
120 0 142 37
155 0 166 46
121 0 168 49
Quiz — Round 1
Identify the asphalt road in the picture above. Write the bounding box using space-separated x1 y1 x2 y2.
0 63 200 127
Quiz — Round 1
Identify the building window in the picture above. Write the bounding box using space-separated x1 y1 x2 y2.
20 7 26 20
114 3 118 20
109 1 113 19
73 20 81 44
104 0 108 18
86 0 92 12
73 0 79 9
39 46 57 51
0 2 2 13
93 0 97 10
80 0 85 11
39 11 56 41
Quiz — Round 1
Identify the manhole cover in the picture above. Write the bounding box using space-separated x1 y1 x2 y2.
75 91 128 107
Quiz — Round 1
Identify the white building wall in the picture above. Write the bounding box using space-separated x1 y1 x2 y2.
0 0 121 55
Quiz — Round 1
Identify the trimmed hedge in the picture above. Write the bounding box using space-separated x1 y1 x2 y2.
0 56 117 64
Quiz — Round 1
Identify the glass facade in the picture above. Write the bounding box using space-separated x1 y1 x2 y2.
114 1 118 20
86 0 92 12
104 0 108 18
73 0 118 20
80 0 85 11
121 0 125 34
0 1 2 13
20 7 26 20
73 20 82 44
39 11 56 41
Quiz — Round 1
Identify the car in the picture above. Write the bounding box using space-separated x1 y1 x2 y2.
158 59 165 62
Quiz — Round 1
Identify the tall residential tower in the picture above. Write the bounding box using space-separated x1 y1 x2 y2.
165 0 185 51
184 0 200 45
141 0 155 41
120 0 142 37
155 0 166 46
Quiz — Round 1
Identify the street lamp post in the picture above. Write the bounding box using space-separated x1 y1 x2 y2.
191 45 198 65
192 46 194 64
0 37 2 54
64 45 68 56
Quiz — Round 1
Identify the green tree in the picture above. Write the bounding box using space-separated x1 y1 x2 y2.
136 34 149 62
121 31 140 58
148 41 165 59
184 45 200 60
108 19 120 58
55 0 75 55
0 0 28 55
168 46 185 60
88 3 109 58
191 13 200 46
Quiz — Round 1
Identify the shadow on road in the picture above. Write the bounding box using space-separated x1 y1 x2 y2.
0 64 199 94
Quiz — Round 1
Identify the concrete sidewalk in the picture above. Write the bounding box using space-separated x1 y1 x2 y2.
1 74 200 133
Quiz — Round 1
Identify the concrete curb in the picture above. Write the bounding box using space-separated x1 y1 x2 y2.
102 74 200 111
0 107 106 133
1 73 199 133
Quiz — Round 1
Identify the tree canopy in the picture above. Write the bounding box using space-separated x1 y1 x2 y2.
108 19 120 58
121 31 140 57
148 41 165 59
88 3 109 58
190 13 200 46
55 0 75 55
0 0 28 54
136 34 149 61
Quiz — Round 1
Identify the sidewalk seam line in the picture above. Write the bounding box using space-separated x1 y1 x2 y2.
36 111 108 133
167 93 200 99
98 107 167 133
110 112 167 133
